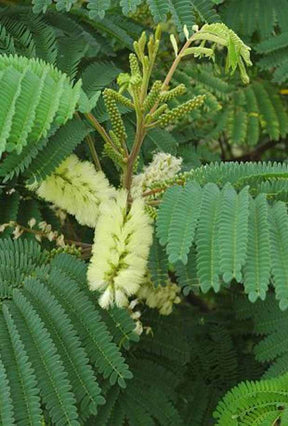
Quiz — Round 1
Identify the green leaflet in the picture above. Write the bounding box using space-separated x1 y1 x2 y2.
51 253 139 349
196 183 221 292
252 81 280 140
29 0 219 32
0 308 41 426
243 194 271 302
25 118 91 182
185 161 288 197
166 182 202 264
175 246 198 295
146 0 169 22
46 267 133 387
220 0 288 38
156 185 182 246
244 85 259 146
0 356 14 425
169 0 195 33
2 304 42 425
269 202 288 310
157 176 288 307
0 54 81 157
9 291 80 425
0 240 134 423
218 184 249 283
87 0 111 19
23 279 105 416
120 0 142 15
214 372 288 425
148 235 169 287
233 294 288 379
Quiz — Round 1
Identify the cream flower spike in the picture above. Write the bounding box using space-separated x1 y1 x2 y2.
131 152 182 198
87 189 153 309
32 154 116 228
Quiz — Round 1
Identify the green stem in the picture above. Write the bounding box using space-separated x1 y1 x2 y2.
123 109 146 191
150 33 197 115
85 112 120 154
85 133 102 171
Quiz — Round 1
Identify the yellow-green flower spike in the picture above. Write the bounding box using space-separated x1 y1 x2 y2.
157 95 205 127
106 88 134 109
159 84 186 102
129 53 141 77
109 130 126 154
149 104 168 122
103 88 127 141
104 142 126 168
143 80 162 112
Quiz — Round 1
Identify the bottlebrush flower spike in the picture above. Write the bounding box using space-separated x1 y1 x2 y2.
87 190 153 309
33 154 116 228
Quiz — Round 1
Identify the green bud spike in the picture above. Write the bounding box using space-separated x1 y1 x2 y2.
155 24 162 41
143 56 149 69
129 53 141 77
103 88 127 141
157 95 205 127
159 84 186 102
133 157 139 173
105 88 134 109
134 32 147 63
109 130 126 155
139 31 147 52
143 80 162 112
150 104 168 122
133 40 141 59
104 142 125 168
130 73 142 87
148 35 154 59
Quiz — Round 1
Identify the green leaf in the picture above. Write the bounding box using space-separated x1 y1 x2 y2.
196 183 221 292
218 185 249 283
269 202 288 310
243 194 270 302
166 182 202 264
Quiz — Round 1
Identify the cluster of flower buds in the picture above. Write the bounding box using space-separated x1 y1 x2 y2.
159 84 186 103
157 95 205 127
0 218 67 248
137 279 181 315
129 53 141 78
103 88 127 143
143 80 162 112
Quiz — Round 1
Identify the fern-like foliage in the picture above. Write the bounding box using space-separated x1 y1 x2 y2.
133 305 264 425
28 0 219 32
156 162 288 308
0 54 81 157
173 65 288 147
0 239 136 424
256 32 288 84
214 372 288 425
220 0 288 38
0 5 131 74
234 293 288 379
